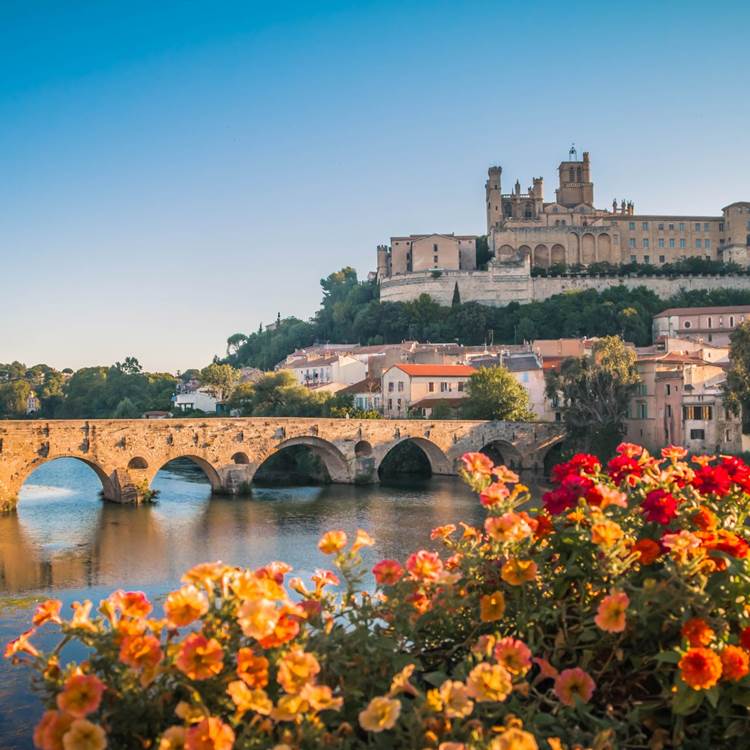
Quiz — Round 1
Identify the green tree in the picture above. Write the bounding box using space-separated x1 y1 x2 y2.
113 397 141 418
199 363 240 402
546 335 640 458
723 321 750 431
226 333 248 356
462 367 535 421
451 282 461 307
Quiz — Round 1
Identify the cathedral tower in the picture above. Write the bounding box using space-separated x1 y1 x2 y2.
555 149 594 207
485 166 502 233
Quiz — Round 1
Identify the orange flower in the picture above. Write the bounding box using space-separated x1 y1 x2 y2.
32 599 63 627
692 506 718 531
4 628 40 660
56 674 105 718
276 648 320 694
388 664 418 697
164 586 208 628
597 486 628 510
493 465 520 484
460 452 494 476
632 538 661 565
182 562 229 591
299 683 344 712
184 717 235 750
438 680 474 718
109 590 152 619
479 591 506 622
479 482 510 508
236 647 269 688
406 550 443 581
227 680 273 716
237 598 280 641
681 618 715 647
358 695 401 732
554 667 596 706
158 726 187 750
532 657 559 680
594 590 629 633
351 528 375 553
257 613 300 649
175 634 224 681
318 530 347 554
493 637 532 675
430 524 457 540
679 647 722 690
70 601 98 633
60 718 106 750
501 558 537 586
662 445 688 461
721 645 749 682
465 662 512 702
491 727 539 750
270 693 308 722
119 633 163 674
590 520 623 549
34 710 73 750
372 559 404 585
485 512 532 543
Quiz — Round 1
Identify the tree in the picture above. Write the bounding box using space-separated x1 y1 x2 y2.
113 397 140 418
723 321 750 431
199 363 240 402
115 357 143 375
226 333 248 357
462 367 535 421
451 282 461 307
546 335 640 458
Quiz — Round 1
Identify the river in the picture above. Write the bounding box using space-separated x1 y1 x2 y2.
0 457 542 747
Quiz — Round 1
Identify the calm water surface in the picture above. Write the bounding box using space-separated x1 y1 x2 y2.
0 458 541 748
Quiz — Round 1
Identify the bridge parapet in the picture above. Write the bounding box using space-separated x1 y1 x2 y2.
0 418 565 511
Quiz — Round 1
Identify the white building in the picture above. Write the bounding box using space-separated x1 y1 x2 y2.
172 388 219 414
289 355 367 388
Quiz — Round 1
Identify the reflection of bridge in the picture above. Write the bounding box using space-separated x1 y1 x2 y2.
0 418 565 510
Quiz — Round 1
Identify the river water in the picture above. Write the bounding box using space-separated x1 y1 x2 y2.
0 457 528 748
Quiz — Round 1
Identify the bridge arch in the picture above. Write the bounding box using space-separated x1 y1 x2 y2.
258 436 351 483
15 455 116 503
148 455 222 491
377 436 451 478
127 456 149 470
478 439 524 471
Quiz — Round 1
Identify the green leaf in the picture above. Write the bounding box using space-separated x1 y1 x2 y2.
672 687 704 716
705 685 720 708
422 671 448 687
654 651 681 664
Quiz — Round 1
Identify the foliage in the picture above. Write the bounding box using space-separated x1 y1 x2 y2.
199 364 240 402
463 367 535 421
0 362 65 418
546 336 640 459
475 235 491 270
724 321 750 431
225 267 750 371
9 444 750 749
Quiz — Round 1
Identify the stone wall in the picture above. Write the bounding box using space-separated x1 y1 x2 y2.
379 271 750 307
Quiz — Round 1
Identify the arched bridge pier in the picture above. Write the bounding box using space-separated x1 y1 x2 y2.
0 418 565 511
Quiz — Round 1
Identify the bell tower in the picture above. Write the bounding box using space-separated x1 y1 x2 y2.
485 166 502 233
555 147 594 208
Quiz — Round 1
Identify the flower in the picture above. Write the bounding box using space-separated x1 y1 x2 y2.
351 528 375 553
299 683 343 712
406 550 443 581
493 637 532 675
480 591 506 622
34 710 73 750
237 598 280 640
662 445 688 461
594 591 629 633
641 489 678 525
119 633 163 673
271 693 307 722
740 626 750 651
466 662 512 702
501 558 537 586
532 657 559 680
550 453 600 484
358 696 401 732
182 562 229 591
318 530 347 554
681 618 715 647
4 628 40 660
70 601 97 633
692 506 718 531
721 645 750 682
490 727 539 750
61 719 106 750
227 681 273 716
276 648 320 694
158 727 187 750
175 634 224 681
164 586 208 628
32 599 63 627
493 465 520 484
590 519 623 548
461 452 494 476
597 486 628 509
388 664 418 697
184 717 235 750
431 524 457 540
108 590 152 618
485 513 532 543
632 538 661 565
679 647 723 690
691 464 732 497
607 454 643 484
56 674 106 718
554 667 596 706
236 647 269 688
372 559 404 585
438 680 474 718
480 482 510 508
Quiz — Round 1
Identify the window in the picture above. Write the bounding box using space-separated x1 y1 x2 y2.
388 382 394 392
629 238 636 248
669 223 675 231
666 384 671 395
704 222 710 231
679 239 686 249
690 428 706 441
658 223 664 230
629 221 636 230
440 382 448 392
730 316 735 326
642 221 649 230
683 405 714 420
658 238 665 248
458 382 465 392
630 255 637 263
644 255 650 263
397 398 402 410
397 381 404 392
428 382 434 392
705 239 711 249
669 239 675 248
684 321 692 329
708 317 712 328
659 255 665 263
388 398 392 410
666 404 672 417
639 403 647 419
433 243 438 252
643 238 650 249
695 239 702 248
719 222 725 231
695 222 701 231
679 222 685 231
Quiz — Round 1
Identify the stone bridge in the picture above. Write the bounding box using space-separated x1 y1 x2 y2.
0 418 566 511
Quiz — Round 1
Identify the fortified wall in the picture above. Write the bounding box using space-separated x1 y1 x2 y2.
379 270 750 307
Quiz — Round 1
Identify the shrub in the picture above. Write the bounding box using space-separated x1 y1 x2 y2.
6 444 750 748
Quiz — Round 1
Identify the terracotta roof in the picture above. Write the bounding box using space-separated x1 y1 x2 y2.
337 377 381 395
637 352 707 365
292 355 338 368
654 305 750 318
389 364 476 377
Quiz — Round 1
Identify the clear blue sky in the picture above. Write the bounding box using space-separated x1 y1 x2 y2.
2 0 749 373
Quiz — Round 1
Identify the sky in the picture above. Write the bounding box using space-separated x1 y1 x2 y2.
2 0 749 373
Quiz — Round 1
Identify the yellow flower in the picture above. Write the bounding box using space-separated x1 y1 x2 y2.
490 727 539 750
480 591 506 622
158 726 187 750
501 559 537 586
351 528 375 553
438 680 474 718
61 719 107 750
590 520 623 549
164 586 208 628
425 688 443 712
175 633 224 681
318 530 347 554
465 663 512 702
70 601 98 633
227 680 273 716
299 683 344 712
271 693 308 722
388 664 417 697
276 648 321 694
237 598 280 641
358 695 401 732
181 562 230 591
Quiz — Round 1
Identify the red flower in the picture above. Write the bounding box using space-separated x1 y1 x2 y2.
607 454 643 484
543 474 599 515
721 456 750 492
550 454 600 485
641 489 678 525
632 538 661 564
739 626 750 651
691 465 732 497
